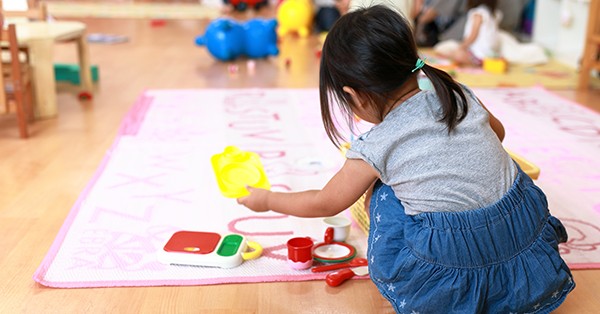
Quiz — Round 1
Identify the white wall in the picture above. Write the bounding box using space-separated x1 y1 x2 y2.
2 0 28 10
532 0 590 68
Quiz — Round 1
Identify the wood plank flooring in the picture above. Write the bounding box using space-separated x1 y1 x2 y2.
1 16 599 313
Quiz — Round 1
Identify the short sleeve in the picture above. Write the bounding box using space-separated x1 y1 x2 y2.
344 130 386 178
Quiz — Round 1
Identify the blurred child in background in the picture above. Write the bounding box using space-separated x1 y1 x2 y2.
449 0 502 66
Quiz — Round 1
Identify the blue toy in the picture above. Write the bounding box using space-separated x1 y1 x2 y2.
195 18 279 61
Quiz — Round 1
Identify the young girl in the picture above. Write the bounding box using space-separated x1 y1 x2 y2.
237 5 574 313
452 0 502 66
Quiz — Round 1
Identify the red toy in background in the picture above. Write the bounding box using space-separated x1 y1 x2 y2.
224 0 269 11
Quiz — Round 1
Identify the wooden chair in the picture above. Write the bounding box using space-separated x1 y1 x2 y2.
0 14 34 138
0 0 43 114
1 0 94 100
578 0 600 90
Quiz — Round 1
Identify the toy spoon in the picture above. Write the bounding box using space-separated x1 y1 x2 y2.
325 266 369 287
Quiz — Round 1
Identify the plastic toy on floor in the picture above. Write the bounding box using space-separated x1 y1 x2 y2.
195 18 279 61
54 63 99 85
276 0 313 37
211 146 271 198
158 231 262 268
483 57 508 74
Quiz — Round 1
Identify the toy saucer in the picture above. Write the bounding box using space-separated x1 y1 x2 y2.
312 241 356 263
312 226 357 263
211 146 270 198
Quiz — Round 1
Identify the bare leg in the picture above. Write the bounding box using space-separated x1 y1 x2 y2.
452 47 479 67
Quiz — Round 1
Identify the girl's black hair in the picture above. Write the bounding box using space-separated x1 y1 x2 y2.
319 5 468 148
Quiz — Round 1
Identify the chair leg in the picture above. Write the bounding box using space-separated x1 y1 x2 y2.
14 95 29 139
25 85 35 122
16 109 28 138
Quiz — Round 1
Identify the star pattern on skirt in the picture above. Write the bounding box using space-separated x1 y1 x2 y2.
387 283 396 292
380 191 388 201
399 299 406 308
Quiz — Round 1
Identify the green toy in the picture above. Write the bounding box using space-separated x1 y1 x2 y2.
54 63 99 85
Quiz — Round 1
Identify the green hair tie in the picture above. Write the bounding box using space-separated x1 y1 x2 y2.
411 58 426 72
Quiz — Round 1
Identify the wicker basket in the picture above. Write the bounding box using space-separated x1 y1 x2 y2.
350 193 369 235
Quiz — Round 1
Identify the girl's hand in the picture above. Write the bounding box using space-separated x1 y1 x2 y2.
237 186 271 212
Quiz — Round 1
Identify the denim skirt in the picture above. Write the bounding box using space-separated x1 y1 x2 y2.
367 168 575 313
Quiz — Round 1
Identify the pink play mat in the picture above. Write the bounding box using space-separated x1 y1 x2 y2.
33 88 600 288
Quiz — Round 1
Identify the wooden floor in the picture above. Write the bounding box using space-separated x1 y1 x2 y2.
1 15 600 313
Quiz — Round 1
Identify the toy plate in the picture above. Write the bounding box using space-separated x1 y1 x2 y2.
220 163 262 185
211 146 270 198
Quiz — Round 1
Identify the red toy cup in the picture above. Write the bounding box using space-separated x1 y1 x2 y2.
324 227 334 244
287 237 314 270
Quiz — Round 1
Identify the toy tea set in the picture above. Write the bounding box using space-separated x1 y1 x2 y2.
159 146 368 286
287 215 369 286
289 216 356 268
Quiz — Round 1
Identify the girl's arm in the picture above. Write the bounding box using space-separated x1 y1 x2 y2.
477 97 505 142
237 158 379 218
461 13 483 49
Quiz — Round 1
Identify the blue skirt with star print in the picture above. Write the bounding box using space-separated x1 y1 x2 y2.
367 167 575 313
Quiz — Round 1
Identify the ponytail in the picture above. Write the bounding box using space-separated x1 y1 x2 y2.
421 64 468 133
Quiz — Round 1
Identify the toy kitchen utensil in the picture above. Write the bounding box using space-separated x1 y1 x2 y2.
311 257 368 272
211 146 270 198
322 216 351 242
325 265 369 287
312 227 357 263
157 231 262 268
287 237 314 270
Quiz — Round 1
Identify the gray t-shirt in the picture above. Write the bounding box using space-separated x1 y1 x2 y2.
346 86 517 215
